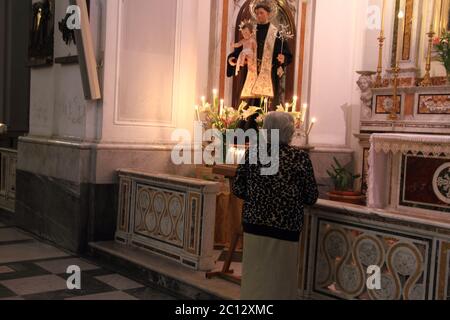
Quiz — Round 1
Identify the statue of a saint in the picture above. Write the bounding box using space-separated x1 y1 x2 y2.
227 0 293 110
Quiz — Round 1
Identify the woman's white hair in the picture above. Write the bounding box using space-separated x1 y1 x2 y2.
263 111 295 145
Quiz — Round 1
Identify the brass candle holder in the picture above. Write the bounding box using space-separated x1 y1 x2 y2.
389 63 400 121
420 30 436 87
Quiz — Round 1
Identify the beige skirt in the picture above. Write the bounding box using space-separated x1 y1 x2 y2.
240 233 299 300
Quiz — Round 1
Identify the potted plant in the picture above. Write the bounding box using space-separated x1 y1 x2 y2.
326 157 365 205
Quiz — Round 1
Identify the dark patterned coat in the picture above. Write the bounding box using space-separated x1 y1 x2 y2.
232 145 319 242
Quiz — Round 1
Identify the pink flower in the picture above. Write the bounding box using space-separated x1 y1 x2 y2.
433 37 441 46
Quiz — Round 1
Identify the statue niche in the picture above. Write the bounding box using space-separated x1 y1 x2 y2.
231 0 297 109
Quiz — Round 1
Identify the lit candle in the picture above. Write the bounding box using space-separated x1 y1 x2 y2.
307 117 317 136
219 99 224 116
195 105 200 121
285 103 290 113
212 89 218 112
201 96 206 108
301 103 308 122
381 0 386 34
292 96 298 112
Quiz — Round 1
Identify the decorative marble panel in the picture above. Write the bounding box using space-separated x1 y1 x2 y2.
313 218 432 300
380 77 415 88
115 170 219 271
133 184 186 248
375 95 402 114
418 94 450 115
117 178 131 234
400 155 450 212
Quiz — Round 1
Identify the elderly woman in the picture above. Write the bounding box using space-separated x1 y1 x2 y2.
232 112 319 300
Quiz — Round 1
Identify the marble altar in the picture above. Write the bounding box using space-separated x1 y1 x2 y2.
368 133 450 214
114 169 220 271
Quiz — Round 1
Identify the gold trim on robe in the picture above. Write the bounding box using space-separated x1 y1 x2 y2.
241 24 277 99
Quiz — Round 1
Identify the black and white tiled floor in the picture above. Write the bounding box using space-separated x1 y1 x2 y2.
0 223 177 300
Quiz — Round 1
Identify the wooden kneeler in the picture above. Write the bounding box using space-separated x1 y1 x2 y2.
206 165 243 285
206 229 243 285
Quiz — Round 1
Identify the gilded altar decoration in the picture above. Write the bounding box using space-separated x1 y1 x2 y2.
401 0 414 61
433 163 450 205
29 0 54 67
418 94 450 114
433 0 450 37
241 24 278 98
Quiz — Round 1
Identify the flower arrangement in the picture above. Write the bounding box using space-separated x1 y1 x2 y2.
195 91 311 134
194 92 317 163
433 32 450 77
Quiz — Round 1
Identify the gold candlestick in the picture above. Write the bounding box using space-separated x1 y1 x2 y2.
389 63 400 121
420 30 435 87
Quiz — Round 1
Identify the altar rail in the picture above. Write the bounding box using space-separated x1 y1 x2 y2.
299 200 450 300
115 169 220 271
0 148 17 212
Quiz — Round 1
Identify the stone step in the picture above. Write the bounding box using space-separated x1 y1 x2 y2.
88 241 240 300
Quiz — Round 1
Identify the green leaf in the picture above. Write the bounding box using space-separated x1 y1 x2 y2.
333 157 342 169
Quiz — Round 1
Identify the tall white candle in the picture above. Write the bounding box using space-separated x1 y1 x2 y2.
292 96 298 112
301 103 308 122
195 105 200 121
307 118 317 136
213 89 218 112
201 96 206 108
220 99 224 116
